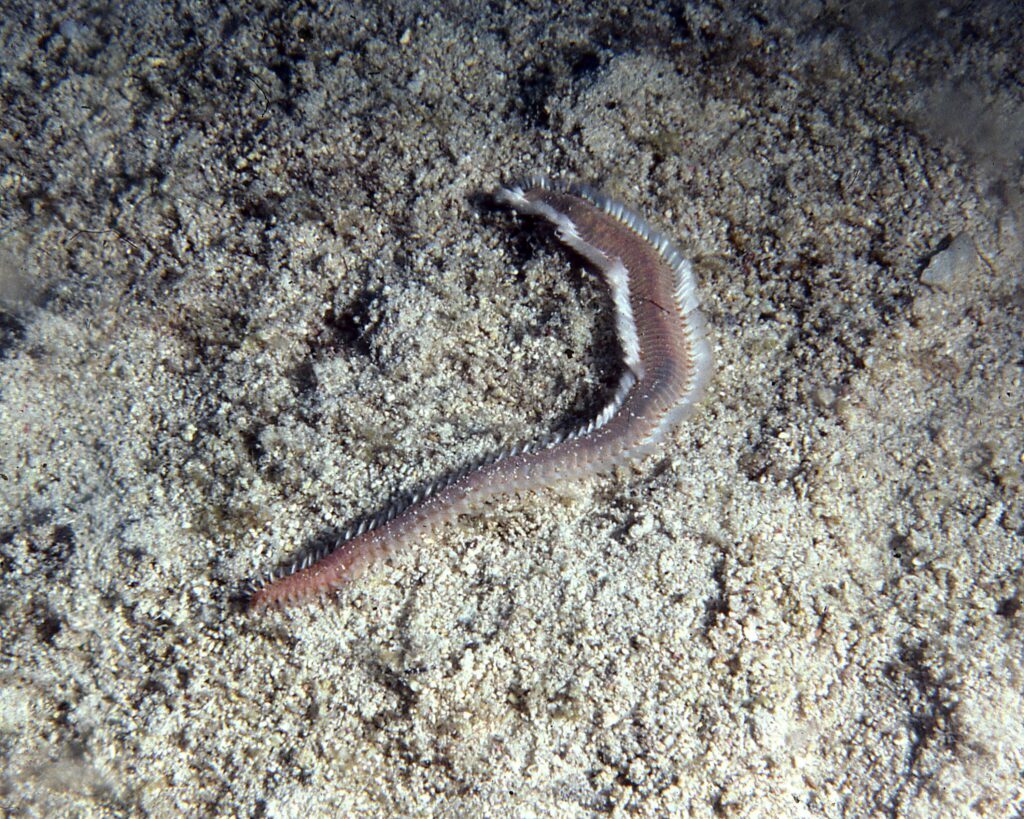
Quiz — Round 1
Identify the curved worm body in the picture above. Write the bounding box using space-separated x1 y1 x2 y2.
249 176 712 610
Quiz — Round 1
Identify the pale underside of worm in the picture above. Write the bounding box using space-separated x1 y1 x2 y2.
248 176 712 610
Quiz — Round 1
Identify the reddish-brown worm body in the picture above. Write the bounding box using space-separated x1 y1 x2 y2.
249 176 712 610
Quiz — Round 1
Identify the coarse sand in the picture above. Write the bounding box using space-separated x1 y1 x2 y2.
1 2 1022 816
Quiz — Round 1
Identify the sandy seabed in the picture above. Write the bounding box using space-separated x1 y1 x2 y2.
1 1 1022 816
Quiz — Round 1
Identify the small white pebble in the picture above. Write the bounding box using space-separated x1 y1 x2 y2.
921 234 979 292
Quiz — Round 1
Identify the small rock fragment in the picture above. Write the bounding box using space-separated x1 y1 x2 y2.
921 234 979 292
